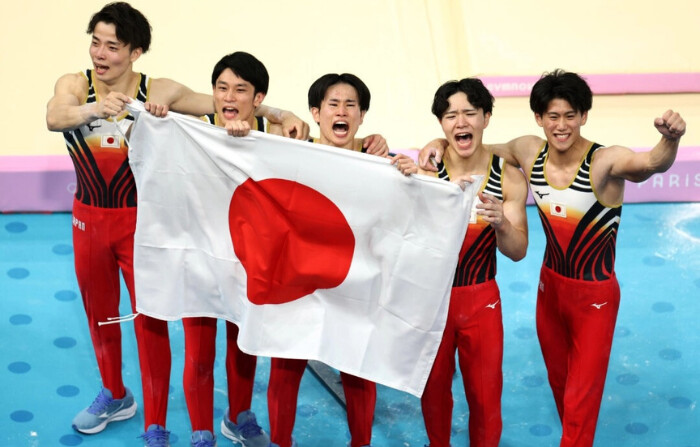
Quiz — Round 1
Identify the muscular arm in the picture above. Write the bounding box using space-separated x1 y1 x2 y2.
47 73 128 132
149 78 214 116
480 163 529 261
606 110 686 183
164 89 291 120
486 135 543 169
257 105 310 140
256 104 284 122
151 79 290 118
147 79 309 140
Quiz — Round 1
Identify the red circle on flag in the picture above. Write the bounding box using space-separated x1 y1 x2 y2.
229 178 355 305
555 205 562 213
107 137 115 145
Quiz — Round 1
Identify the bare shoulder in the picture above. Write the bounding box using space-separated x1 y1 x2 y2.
502 162 528 199
588 145 633 204
591 144 643 194
593 144 633 157
513 135 546 154
52 72 89 99
591 144 635 168
47 72 91 131
503 161 527 180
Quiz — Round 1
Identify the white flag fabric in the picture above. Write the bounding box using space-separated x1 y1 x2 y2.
127 102 477 396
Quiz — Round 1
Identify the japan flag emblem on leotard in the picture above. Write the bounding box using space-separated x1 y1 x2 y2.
550 201 567 218
101 135 121 148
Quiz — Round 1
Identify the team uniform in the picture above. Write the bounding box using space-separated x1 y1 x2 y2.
528 142 621 447
421 155 506 447
63 69 171 429
182 115 268 433
266 136 375 447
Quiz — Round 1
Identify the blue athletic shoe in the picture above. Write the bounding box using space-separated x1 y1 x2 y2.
140 424 171 447
191 430 217 447
221 409 274 447
71 387 137 434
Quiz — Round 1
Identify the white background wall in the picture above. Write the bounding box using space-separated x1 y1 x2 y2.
2 0 699 156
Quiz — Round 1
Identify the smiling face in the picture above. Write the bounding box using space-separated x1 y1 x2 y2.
439 91 490 158
311 83 365 149
89 22 141 83
535 98 588 153
213 68 264 128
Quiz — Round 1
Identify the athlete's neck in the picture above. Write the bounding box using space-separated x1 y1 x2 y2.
319 135 356 150
444 144 490 178
546 136 592 168
94 69 140 100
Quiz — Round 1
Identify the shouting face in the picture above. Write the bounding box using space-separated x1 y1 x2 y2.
439 91 490 158
213 68 264 128
535 98 588 154
311 83 365 149
89 22 142 84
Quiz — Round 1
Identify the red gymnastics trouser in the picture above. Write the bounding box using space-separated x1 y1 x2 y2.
421 280 504 447
182 318 257 431
71 199 171 429
536 266 620 447
268 358 376 447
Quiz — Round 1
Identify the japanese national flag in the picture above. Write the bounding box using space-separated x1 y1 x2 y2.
127 102 477 396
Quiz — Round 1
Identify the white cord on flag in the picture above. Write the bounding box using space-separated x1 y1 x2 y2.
116 123 130 147
99 98 143 328
115 97 140 147
98 313 140 326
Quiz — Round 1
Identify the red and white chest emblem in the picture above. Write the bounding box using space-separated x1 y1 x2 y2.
550 201 567 218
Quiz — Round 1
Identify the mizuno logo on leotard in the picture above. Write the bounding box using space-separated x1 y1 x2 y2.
591 302 608 309
87 121 102 131
486 300 500 309
534 190 549 199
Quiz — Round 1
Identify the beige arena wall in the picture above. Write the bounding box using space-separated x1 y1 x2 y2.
1 0 699 157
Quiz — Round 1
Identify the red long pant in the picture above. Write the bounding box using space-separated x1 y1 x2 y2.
72 200 171 429
182 318 257 431
421 280 504 447
536 266 620 447
268 357 376 447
